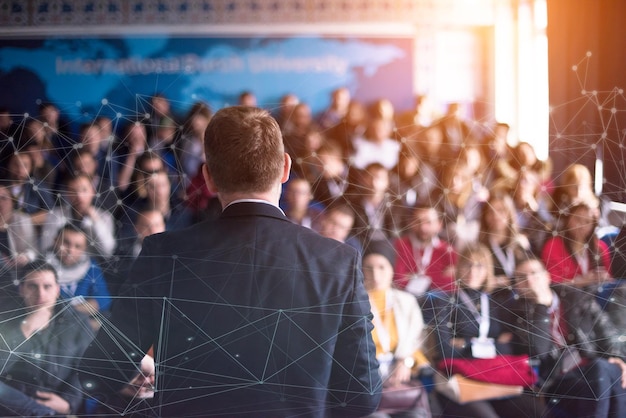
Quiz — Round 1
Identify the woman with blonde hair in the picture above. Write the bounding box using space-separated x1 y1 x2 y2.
432 243 541 417
550 163 596 219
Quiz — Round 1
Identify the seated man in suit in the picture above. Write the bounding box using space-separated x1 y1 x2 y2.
509 255 626 418
80 105 382 417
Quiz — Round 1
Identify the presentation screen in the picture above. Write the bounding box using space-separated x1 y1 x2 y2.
0 35 413 126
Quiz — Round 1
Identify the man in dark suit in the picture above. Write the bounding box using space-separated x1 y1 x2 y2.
79 106 382 417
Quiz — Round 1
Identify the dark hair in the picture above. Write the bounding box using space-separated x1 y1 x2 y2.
53 223 88 248
204 106 284 194
325 201 355 219
563 201 603 270
136 151 164 173
363 239 396 268
478 192 519 246
58 222 87 237
63 171 93 187
18 259 59 284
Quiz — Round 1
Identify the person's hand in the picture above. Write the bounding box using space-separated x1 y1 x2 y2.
494 274 509 288
386 362 412 388
608 357 626 388
119 372 155 398
3 253 29 268
35 391 70 414
119 355 155 399
497 332 513 344
515 269 552 306
129 136 146 156
84 206 99 221
573 269 612 288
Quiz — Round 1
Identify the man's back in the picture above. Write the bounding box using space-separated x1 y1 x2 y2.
80 202 381 417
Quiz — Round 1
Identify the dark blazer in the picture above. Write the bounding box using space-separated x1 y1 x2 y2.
0 303 94 415
80 201 381 417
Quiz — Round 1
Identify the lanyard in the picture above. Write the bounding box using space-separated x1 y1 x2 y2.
490 239 515 277
574 252 590 275
409 235 438 275
363 200 384 230
459 290 490 339
327 178 346 197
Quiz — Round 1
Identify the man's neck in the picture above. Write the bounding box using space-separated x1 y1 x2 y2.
219 189 280 210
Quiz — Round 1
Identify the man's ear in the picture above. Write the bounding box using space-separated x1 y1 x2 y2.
281 153 292 184
202 164 218 194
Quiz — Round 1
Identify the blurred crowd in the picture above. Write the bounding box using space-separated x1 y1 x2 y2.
0 88 625 417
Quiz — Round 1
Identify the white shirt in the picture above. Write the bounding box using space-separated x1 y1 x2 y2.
351 137 400 170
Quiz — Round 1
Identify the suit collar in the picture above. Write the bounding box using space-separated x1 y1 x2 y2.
220 201 288 221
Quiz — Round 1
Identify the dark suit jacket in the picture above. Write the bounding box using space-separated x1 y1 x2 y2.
80 202 381 417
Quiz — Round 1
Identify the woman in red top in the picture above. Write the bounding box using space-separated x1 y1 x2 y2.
541 199 612 287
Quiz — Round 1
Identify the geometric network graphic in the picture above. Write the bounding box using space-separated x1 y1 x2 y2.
0 48 625 416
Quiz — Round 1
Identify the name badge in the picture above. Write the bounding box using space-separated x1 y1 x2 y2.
471 337 496 359
405 274 432 296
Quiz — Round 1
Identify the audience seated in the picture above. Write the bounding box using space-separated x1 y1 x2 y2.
549 163 598 229
67 148 119 214
281 178 322 228
313 201 362 253
1 90 623 417
0 151 54 226
40 172 116 262
17 118 58 191
478 192 531 288
38 102 74 158
393 204 457 295
146 93 176 144
541 199 626 349
0 260 95 416
475 123 515 191
106 208 166 297
307 141 351 207
113 121 149 194
395 94 438 138
541 199 613 287
351 117 400 170
361 239 431 418
77 121 113 186
348 163 400 244
388 147 437 213
274 93 299 130
433 102 476 166
511 169 554 255
0 184 37 274
317 86 351 130
176 101 212 184
431 160 483 248
431 243 543 417
509 255 626 417
325 99 367 159
45 224 111 328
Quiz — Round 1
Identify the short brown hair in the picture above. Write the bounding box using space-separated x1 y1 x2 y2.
204 106 284 194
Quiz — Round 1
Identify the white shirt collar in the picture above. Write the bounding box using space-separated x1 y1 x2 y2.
223 198 286 216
